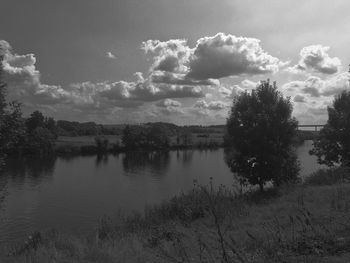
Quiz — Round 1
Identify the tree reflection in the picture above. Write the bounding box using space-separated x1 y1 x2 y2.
176 150 193 167
0 155 57 209
1 155 56 186
122 151 170 177
95 154 109 167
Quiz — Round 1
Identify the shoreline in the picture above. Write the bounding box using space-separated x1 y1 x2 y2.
2 167 350 262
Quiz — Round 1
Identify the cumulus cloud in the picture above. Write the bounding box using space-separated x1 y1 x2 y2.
141 39 191 73
155 99 184 116
283 72 350 98
288 45 341 74
142 33 284 82
281 72 350 124
194 99 229 110
1 40 207 106
219 85 244 98
187 33 284 79
106 51 117 59
150 71 218 86
1 42 68 106
241 79 259 90
84 78 205 106
156 98 182 108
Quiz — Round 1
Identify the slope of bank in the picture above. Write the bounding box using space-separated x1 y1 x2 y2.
2 168 350 263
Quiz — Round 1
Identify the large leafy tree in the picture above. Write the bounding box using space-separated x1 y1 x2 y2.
0 53 26 160
311 90 350 167
225 80 299 191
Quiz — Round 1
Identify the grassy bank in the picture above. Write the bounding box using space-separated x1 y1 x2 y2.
2 168 350 262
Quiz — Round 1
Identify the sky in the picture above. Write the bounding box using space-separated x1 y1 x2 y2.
1 0 350 125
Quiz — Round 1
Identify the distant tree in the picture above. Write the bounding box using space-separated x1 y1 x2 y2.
26 127 56 154
180 129 193 147
122 124 170 150
122 125 147 149
311 90 350 167
24 111 58 154
147 125 170 149
95 136 109 153
25 110 45 133
45 117 58 138
225 80 299 191
0 102 26 153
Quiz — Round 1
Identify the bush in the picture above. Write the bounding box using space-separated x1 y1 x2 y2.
304 167 350 186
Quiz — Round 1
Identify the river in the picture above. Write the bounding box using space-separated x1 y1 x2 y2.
0 140 325 244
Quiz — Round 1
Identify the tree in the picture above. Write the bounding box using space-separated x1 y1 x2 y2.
147 124 170 149
311 91 350 167
24 111 58 154
25 110 45 133
25 127 56 154
225 80 299 191
0 52 26 160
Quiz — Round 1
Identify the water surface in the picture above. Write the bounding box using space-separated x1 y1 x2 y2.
0 141 324 244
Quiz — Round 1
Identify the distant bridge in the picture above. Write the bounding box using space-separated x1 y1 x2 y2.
297 124 325 131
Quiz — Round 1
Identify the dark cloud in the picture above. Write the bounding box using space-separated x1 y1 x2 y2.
302 86 320 97
293 94 305 103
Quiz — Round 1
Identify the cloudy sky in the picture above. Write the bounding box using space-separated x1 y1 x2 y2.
1 0 350 125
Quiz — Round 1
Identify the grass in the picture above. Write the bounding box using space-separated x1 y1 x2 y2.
2 169 350 262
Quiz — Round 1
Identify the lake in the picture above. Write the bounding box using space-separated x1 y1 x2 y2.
0 140 325 245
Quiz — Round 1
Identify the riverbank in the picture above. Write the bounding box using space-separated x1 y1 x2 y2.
53 130 313 155
54 135 224 155
2 167 350 263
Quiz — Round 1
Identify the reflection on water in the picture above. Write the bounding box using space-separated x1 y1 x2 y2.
0 142 324 245
1 156 56 188
95 154 110 167
122 151 170 176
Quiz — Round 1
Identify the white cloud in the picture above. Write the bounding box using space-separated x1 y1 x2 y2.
106 51 117 59
1 41 206 116
150 71 219 86
288 45 341 75
241 79 260 90
156 98 182 108
282 72 350 98
281 72 350 124
219 85 244 98
187 33 284 79
194 99 229 110
141 39 191 73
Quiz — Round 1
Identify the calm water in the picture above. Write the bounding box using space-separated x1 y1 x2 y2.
0 140 324 244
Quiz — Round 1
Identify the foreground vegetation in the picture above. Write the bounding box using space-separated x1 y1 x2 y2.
2 167 350 263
